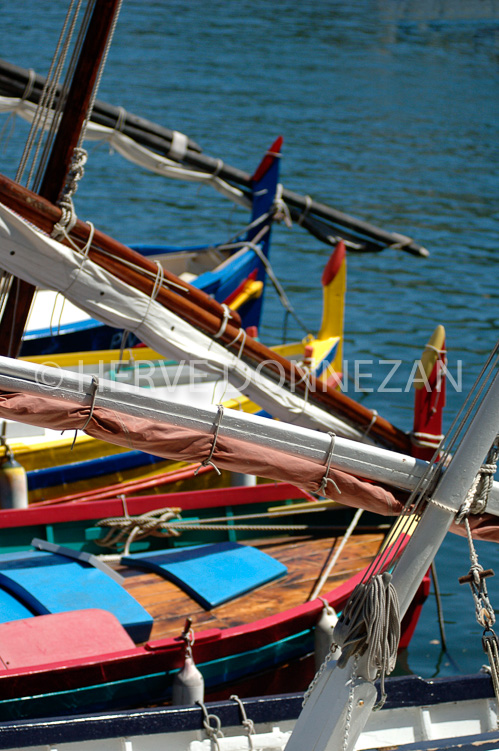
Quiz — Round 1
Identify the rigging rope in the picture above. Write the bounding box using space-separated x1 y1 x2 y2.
321 340 499 713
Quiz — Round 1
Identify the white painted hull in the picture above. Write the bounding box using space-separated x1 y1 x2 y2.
0 675 496 751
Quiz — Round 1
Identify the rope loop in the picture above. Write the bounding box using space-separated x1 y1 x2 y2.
297 194 313 226
213 303 233 339
210 158 224 177
196 700 224 749
273 183 293 227
459 518 496 630
194 404 224 476
230 695 256 748
95 507 183 555
21 69 36 102
318 432 342 497
70 375 99 450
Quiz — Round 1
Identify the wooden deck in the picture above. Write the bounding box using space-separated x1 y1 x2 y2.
116 530 387 641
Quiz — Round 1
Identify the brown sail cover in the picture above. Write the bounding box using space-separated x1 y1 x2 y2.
0 388 496 541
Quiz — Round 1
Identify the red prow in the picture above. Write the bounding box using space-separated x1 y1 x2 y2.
251 136 283 183
322 239 346 287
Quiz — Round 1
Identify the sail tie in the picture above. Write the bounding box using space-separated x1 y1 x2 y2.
69 374 99 450
213 303 233 339
194 404 224 476
297 194 313 226
318 432 342 497
363 409 378 439
51 146 88 240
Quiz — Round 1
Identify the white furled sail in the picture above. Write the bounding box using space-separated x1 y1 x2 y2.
0 201 368 440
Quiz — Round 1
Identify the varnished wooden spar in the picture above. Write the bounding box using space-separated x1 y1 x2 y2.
0 173 412 453
0 0 124 357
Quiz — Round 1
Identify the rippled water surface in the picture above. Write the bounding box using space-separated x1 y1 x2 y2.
1 0 499 679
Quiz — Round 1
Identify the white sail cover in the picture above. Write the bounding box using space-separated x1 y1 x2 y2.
0 202 367 441
0 356 497 540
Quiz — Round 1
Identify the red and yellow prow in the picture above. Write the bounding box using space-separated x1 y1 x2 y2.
411 324 447 461
224 241 347 414
301 239 346 388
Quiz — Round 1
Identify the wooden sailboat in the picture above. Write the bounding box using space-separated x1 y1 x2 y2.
17 135 282 357
0 478 428 720
0 347 495 739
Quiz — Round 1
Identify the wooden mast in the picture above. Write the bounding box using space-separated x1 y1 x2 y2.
0 0 122 358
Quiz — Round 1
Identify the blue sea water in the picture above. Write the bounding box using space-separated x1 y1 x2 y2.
1 0 499 681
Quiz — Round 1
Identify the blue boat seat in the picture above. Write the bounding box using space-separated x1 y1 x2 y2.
0 550 153 642
0 586 34 624
121 541 287 610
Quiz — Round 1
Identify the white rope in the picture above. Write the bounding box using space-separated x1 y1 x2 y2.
297 194 313 226
333 571 400 710
273 183 293 227
168 130 188 161
196 701 224 750
363 409 378 438
194 404 224 476
138 260 164 329
318 432 342 497
230 696 256 749
456 434 499 522
213 303 233 339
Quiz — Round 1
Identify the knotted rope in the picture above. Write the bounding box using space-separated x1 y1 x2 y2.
95 506 183 556
196 701 224 750
230 695 256 748
456 434 499 522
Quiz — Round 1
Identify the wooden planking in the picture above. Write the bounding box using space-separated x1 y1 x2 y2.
116 531 386 641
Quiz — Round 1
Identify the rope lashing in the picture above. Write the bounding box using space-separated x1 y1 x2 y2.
458 511 499 709
194 404 224 476
318 432 342 497
459 518 496 630
51 146 88 240
456 434 499 522
410 431 445 450
213 303 233 339
273 182 293 227
210 158 224 177
196 701 224 750
95 507 183 555
230 695 256 748
332 571 401 710
297 194 313 226
69 375 99 450
363 409 378 439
